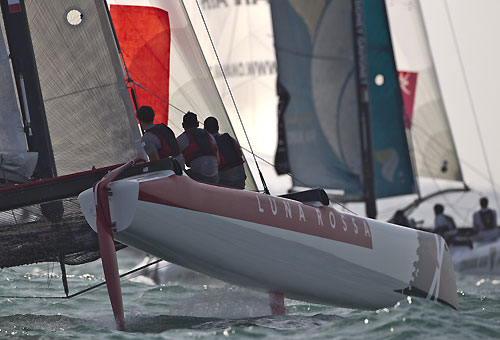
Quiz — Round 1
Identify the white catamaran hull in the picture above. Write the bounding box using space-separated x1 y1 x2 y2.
451 240 500 276
79 170 458 310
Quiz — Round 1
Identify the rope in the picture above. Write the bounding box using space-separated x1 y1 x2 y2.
194 0 270 195
107 3 357 213
444 0 500 211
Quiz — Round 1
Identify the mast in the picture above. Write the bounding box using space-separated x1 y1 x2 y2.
0 0 57 180
351 0 376 219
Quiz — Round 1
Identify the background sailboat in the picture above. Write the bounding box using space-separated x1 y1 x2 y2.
270 0 416 218
268 0 500 232
378 0 500 230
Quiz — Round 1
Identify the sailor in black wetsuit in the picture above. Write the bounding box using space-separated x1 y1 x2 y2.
136 106 185 168
204 116 246 189
432 203 458 243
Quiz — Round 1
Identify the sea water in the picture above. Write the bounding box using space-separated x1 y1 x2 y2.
0 250 499 340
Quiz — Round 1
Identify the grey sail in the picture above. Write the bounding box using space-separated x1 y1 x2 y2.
0 15 37 182
24 0 144 175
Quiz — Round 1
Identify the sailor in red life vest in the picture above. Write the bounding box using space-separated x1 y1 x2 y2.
177 112 219 184
204 116 246 189
136 106 185 168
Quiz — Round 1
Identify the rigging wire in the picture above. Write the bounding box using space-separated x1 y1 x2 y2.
410 121 500 189
443 0 500 211
0 259 163 300
238 146 359 215
194 0 270 195
130 79 357 213
106 3 357 212
409 123 470 224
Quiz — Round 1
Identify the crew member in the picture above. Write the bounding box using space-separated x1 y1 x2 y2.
473 197 498 243
177 112 219 183
204 116 246 189
433 203 457 243
389 210 414 228
137 106 184 168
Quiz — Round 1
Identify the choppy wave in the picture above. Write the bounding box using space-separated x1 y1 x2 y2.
1 253 500 339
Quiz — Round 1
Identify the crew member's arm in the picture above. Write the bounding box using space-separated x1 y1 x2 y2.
142 132 160 162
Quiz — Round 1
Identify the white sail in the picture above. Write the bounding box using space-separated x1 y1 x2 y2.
184 0 278 157
386 0 463 183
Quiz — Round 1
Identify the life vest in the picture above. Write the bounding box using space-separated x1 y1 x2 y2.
147 124 180 159
480 209 496 230
215 133 244 171
183 128 218 166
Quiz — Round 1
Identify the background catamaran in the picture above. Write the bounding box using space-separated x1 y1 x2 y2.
248 0 500 275
385 0 500 275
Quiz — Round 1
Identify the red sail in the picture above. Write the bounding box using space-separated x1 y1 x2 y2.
110 5 171 125
398 71 418 129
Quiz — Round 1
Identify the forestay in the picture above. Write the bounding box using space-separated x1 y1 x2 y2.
184 0 278 157
107 0 256 190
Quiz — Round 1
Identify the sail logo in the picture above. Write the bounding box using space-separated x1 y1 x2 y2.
398 71 418 128
210 60 276 78
8 0 21 13
200 0 269 10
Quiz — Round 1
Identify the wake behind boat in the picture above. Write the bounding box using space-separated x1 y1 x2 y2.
78 158 458 328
